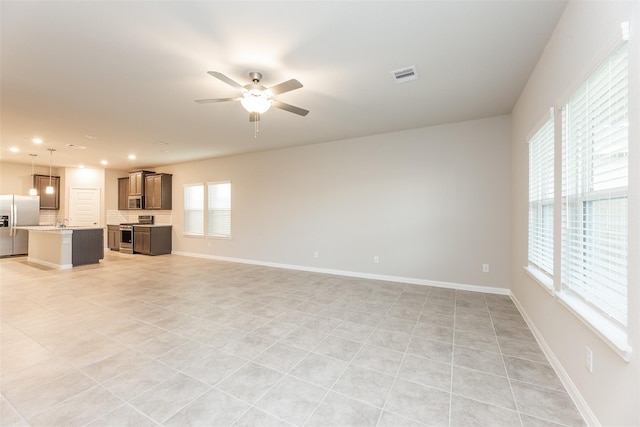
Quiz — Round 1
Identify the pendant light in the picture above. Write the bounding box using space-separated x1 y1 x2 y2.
28 154 38 196
46 148 55 195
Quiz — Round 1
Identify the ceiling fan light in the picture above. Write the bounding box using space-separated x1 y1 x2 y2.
240 92 271 114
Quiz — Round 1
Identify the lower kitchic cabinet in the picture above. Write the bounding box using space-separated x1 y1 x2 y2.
73 229 104 266
133 225 171 255
107 225 120 251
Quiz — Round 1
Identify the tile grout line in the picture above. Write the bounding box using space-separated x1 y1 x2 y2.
236 287 360 426
490 299 526 427
374 287 432 427
447 292 459 427
301 283 390 427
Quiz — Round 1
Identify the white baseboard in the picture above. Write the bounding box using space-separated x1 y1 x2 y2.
171 250 510 296
510 292 600 427
27 257 73 270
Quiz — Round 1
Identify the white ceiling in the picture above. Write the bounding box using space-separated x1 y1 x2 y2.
1 1 567 170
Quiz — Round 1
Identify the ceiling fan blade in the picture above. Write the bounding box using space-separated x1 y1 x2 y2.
268 79 303 96
195 97 240 104
272 100 309 116
207 71 244 90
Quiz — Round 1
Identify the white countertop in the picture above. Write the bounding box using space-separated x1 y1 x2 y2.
106 224 171 228
15 226 104 232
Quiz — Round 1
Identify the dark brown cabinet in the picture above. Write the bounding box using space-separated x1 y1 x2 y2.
72 229 104 266
129 171 152 196
144 174 172 210
118 178 129 210
133 225 171 255
33 174 60 210
107 225 120 250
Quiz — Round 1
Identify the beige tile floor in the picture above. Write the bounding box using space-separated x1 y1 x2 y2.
0 251 585 426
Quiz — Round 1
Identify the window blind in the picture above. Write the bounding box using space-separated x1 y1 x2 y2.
561 41 628 326
528 115 555 276
184 184 204 235
208 182 231 237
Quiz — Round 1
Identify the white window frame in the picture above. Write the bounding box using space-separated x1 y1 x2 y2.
183 183 205 236
556 37 631 360
524 30 632 361
526 111 555 291
207 181 232 239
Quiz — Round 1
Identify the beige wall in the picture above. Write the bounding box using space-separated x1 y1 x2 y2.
511 1 639 425
0 162 109 228
104 169 128 211
0 162 56 195
165 115 511 290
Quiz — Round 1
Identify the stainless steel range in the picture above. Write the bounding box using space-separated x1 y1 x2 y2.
119 215 154 254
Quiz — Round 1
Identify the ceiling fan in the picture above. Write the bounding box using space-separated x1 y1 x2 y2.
196 71 309 126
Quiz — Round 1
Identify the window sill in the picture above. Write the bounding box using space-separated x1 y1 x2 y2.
207 235 232 240
523 265 631 362
182 233 204 238
556 290 632 362
524 265 554 295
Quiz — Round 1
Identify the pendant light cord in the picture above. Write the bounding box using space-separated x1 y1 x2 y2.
48 149 54 186
29 154 37 195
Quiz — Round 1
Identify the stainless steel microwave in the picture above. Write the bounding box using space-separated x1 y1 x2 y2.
128 196 143 209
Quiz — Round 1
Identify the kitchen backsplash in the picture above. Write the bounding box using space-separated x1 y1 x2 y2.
38 210 172 226
106 210 172 225
39 210 57 225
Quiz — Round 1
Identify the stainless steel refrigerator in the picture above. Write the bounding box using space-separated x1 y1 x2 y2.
0 195 40 256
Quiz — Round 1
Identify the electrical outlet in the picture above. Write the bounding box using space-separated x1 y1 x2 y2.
373 255 379 264
482 264 490 273
314 251 319 258
586 347 593 373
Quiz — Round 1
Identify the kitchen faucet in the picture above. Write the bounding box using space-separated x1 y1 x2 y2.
57 218 69 228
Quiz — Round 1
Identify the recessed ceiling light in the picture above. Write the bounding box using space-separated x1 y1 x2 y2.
32 138 43 144
100 160 108 165
9 147 19 152
128 154 136 160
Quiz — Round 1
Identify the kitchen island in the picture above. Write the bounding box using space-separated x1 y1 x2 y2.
17 226 104 269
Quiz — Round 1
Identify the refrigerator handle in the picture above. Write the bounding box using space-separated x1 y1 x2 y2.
10 203 16 237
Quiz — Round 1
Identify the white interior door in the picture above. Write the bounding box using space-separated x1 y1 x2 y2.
69 188 100 226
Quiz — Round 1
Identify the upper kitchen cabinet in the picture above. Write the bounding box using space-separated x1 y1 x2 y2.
33 174 60 210
128 171 146 196
144 173 172 210
118 177 129 210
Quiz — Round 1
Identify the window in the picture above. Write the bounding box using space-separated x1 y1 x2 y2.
184 184 204 235
183 182 232 238
561 41 628 327
208 182 231 237
528 115 555 279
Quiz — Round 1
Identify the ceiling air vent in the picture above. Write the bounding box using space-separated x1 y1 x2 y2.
391 65 418 83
